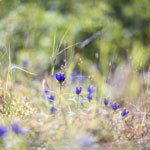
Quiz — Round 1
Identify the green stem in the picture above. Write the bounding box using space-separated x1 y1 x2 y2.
77 95 80 115
59 85 62 107
59 84 68 127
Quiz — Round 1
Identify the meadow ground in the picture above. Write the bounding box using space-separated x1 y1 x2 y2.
0 57 150 150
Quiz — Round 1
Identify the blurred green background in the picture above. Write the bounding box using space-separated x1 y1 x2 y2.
0 0 150 75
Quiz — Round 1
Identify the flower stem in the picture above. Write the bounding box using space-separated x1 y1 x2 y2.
59 85 62 107
77 95 80 115
59 84 68 127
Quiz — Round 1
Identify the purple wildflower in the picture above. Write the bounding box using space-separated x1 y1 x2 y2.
121 109 129 117
22 59 28 67
11 123 26 135
50 106 57 113
76 86 82 95
87 93 93 101
47 95 55 102
87 85 95 93
104 98 109 106
111 102 120 110
55 73 65 84
44 88 49 94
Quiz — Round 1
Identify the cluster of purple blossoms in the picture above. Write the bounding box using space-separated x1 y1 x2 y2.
11 123 26 135
44 88 55 103
103 98 129 117
0 123 26 137
47 72 66 114
87 85 95 101
75 85 95 101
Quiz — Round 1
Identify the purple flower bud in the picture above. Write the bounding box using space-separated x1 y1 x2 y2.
121 109 129 117
111 102 120 110
22 59 28 67
104 98 109 106
44 88 49 94
47 95 55 102
55 73 65 84
87 93 93 101
87 85 95 93
50 106 57 113
76 86 82 95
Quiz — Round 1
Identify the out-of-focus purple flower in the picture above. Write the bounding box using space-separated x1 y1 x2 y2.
47 95 55 102
87 93 93 101
32 76 36 81
44 88 49 94
87 85 95 93
104 98 109 106
79 137 93 147
50 106 57 113
76 86 82 95
111 102 120 110
79 74 85 83
71 68 77 84
121 109 129 117
22 59 28 67
0 125 7 137
55 73 65 84
11 123 26 135
96 65 100 71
